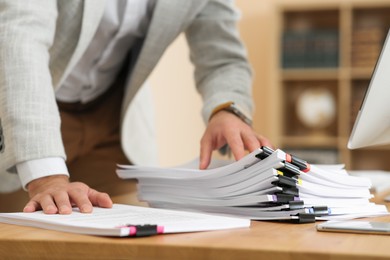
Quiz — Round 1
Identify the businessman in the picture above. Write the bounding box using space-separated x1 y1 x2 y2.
0 0 271 214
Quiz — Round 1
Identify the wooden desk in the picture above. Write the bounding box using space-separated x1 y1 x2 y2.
1 199 390 260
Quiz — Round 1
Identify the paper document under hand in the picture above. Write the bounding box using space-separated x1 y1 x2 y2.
0 204 250 237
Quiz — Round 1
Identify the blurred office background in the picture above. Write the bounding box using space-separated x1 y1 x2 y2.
149 0 390 170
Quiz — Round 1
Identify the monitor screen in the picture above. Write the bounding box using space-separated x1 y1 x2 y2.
348 29 390 149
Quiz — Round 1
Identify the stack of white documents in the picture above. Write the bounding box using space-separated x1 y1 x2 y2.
117 147 389 223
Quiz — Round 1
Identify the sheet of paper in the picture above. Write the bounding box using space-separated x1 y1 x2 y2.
0 204 250 236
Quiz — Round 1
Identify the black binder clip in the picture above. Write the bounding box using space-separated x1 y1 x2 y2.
288 200 304 210
280 186 299 196
286 153 311 173
311 206 330 216
272 175 297 188
278 162 300 178
126 224 159 237
292 213 316 224
275 194 297 203
256 146 274 160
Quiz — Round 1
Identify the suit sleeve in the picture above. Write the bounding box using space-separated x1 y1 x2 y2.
184 0 253 124
0 1 66 176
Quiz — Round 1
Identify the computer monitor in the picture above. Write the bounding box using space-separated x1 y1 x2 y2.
348 29 390 149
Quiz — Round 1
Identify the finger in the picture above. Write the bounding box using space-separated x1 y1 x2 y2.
241 131 261 152
257 134 274 149
226 133 245 161
52 191 73 214
68 187 93 213
199 134 213 170
23 200 41 213
88 189 113 208
39 195 59 214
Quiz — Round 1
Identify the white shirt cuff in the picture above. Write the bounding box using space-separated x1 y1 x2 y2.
16 157 70 191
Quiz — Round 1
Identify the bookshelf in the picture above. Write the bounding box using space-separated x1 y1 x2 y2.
273 0 390 169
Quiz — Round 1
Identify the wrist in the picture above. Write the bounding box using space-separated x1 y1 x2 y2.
210 102 252 126
27 175 70 193
16 157 69 191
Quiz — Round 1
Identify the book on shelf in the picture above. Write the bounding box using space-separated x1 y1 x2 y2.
281 29 339 68
352 13 389 68
0 204 250 237
117 147 389 223
351 17 386 68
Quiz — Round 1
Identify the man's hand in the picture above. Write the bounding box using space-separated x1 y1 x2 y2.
24 175 112 214
199 110 273 169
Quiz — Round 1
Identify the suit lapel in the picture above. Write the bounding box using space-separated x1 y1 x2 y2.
77 0 107 61
56 0 106 87
122 0 193 107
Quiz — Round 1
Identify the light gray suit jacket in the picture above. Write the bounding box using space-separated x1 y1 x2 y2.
0 0 253 191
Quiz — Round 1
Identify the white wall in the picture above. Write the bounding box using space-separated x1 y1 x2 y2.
148 0 276 166
148 35 204 167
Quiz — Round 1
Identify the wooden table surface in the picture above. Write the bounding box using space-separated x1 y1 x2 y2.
1 195 390 260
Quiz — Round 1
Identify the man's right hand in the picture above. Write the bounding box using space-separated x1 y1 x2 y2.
24 175 113 214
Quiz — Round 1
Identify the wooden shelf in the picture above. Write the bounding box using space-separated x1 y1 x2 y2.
280 68 339 81
350 67 375 79
281 136 338 148
274 0 390 170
